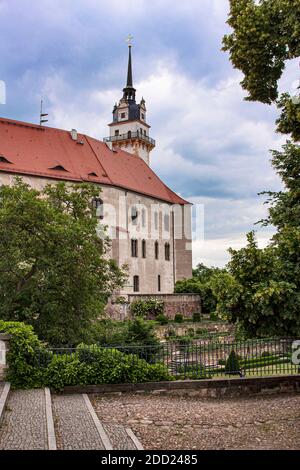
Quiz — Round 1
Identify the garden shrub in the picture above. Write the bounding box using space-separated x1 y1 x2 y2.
0 321 172 390
156 314 169 325
192 312 201 322
225 350 241 374
130 299 165 319
174 313 184 323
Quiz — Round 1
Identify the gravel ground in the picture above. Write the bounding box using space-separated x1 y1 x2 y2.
0 389 48 450
52 394 105 450
93 392 300 450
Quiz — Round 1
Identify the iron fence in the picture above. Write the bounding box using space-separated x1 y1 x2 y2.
38 337 300 380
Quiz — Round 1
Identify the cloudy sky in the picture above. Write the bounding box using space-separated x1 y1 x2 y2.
0 0 298 267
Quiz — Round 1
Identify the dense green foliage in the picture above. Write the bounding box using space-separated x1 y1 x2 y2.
217 0 300 337
175 263 226 314
130 298 165 319
0 179 126 346
174 313 184 323
0 321 171 390
223 0 300 104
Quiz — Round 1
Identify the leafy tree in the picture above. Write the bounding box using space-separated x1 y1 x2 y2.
175 263 226 314
0 179 126 346
216 0 300 337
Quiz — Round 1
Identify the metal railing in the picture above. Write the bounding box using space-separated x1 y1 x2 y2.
103 131 156 146
37 337 300 380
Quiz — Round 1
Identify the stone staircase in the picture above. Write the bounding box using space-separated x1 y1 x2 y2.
0 382 143 450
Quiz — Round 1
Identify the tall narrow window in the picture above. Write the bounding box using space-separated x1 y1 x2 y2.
141 208 146 228
165 243 170 261
131 239 138 257
92 198 104 220
115 130 119 136
131 206 138 225
142 240 146 258
154 212 159 230
133 275 139 292
158 275 161 292
155 241 159 260
164 213 170 232
128 130 131 139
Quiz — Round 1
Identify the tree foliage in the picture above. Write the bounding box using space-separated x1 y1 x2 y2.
175 263 226 314
223 0 300 104
219 1 300 337
0 179 126 346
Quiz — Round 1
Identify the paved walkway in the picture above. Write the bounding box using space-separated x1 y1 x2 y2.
0 389 48 450
52 394 106 450
0 385 143 450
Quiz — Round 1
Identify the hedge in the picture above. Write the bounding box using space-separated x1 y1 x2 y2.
0 321 172 390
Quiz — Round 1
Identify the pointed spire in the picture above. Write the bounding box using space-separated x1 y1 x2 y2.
126 45 133 88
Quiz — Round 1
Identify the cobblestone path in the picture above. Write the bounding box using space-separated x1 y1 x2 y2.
0 389 48 450
52 394 106 450
93 392 300 450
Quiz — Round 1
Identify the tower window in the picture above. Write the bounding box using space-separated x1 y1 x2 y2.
158 275 161 292
121 112 126 119
92 198 104 220
155 241 159 260
141 113 145 120
131 239 138 258
165 243 170 261
133 275 139 292
115 130 119 136
142 240 146 258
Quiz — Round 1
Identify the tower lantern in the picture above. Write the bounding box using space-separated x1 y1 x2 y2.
103 38 155 165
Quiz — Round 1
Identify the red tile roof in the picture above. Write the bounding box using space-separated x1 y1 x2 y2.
0 117 188 205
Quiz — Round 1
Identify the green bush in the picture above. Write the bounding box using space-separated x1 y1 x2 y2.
156 314 169 325
192 312 201 322
174 313 184 323
225 350 241 374
130 299 165 319
0 321 172 390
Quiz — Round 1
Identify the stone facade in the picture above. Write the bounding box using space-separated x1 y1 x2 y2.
0 172 192 296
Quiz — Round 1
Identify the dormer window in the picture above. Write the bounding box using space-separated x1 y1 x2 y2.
49 165 68 172
0 155 12 164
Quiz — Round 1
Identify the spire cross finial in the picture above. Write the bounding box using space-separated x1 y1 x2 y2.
126 34 133 47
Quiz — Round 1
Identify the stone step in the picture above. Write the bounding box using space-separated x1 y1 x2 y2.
51 393 112 450
103 423 144 450
0 388 49 450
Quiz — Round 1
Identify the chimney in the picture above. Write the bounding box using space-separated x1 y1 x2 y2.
71 129 78 141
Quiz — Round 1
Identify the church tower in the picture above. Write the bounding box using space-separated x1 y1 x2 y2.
104 41 155 165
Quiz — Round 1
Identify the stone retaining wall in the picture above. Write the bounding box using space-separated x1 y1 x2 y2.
60 374 300 399
128 294 201 320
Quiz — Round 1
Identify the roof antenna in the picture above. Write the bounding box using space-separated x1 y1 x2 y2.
40 99 48 126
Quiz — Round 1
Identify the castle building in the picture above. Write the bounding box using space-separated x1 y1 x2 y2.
0 44 194 311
